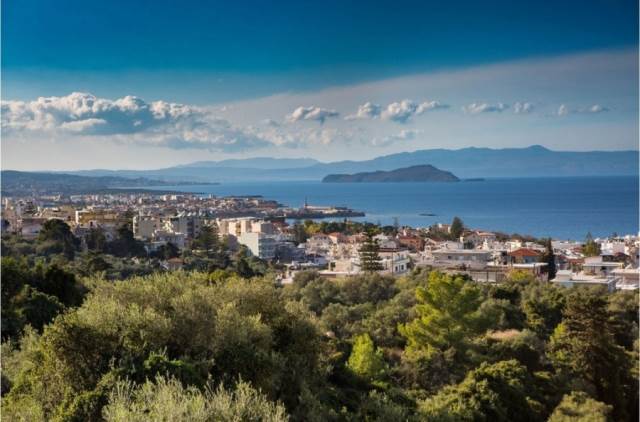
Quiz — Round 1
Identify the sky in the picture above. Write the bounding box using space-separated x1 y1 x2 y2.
1 0 638 170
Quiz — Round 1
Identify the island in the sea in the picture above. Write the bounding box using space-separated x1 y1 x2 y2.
322 164 459 183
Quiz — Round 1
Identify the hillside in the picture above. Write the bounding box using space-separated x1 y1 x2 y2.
0 171 202 196
322 165 459 183
65 146 639 182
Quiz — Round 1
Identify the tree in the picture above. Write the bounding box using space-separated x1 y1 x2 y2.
36 264 82 307
419 360 543 421
2 272 325 420
85 252 112 274
540 238 557 279
521 282 565 338
357 391 411 421
1 258 79 339
359 231 383 272
102 377 288 422
192 224 219 256
14 287 65 332
347 333 386 381
401 271 493 359
109 224 146 257
38 219 79 259
607 291 639 350
548 288 635 421
450 216 464 239
292 222 308 245
583 232 601 257
154 242 180 260
548 391 611 422
85 227 107 252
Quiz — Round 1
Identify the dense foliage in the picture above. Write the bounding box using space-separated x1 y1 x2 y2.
1 254 638 420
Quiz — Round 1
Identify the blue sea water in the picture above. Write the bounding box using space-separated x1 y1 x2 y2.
151 177 639 241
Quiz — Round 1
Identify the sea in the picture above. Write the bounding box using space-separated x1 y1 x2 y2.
147 176 639 241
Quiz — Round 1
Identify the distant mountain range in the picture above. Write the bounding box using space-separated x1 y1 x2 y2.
174 157 320 170
323 165 460 183
16 145 640 183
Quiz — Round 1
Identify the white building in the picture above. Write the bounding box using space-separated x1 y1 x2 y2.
552 270 617 292
133 215 161 240
151 230 187 249
238 232 276 260
582 256 624 277
218 218 273 237
429 248 492 270
166 214 201 239
380 248 411 275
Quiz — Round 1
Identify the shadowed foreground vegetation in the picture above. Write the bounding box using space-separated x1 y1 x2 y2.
1 265 638 421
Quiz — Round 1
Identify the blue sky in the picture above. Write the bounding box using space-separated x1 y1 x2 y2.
1 0 638 170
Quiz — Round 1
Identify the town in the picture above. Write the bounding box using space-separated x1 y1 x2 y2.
2 191 638 291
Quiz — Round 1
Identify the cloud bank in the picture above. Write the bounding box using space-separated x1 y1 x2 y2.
514 102 534 114
462 102 509 114
345 102 382 120
285 106 339 123
556 103 609 116
345 99 447 123
1 92 271 152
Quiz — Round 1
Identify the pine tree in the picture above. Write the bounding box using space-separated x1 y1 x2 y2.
193 224 220 258
548 289 634 421
359 231 383 272
347 333 386 381
400 271 491 357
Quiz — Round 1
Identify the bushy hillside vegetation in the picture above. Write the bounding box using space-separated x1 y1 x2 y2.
2 264 637 421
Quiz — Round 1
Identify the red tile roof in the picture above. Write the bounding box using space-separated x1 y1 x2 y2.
508 248 541 257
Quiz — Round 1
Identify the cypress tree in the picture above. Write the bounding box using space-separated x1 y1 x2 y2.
359 231 384 272
450 216 464 240
583 232 601 257
541 238 556 279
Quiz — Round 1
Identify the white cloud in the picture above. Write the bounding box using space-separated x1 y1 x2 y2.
345 99 448 123
416 100 448 113
370 129 422 147
586 104 609 113
1 92 270 152
345 102 382 120
256 124 366 149
59 118 108 132
557 104 569 116
514 102 534 114
462 102 509 114
285 106 339 123
391 129 421 140
556 103 609 116
381 99 447 123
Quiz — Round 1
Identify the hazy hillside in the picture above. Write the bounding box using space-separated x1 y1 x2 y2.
174 157 320 169
0 171 198 196
66 146 638 182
